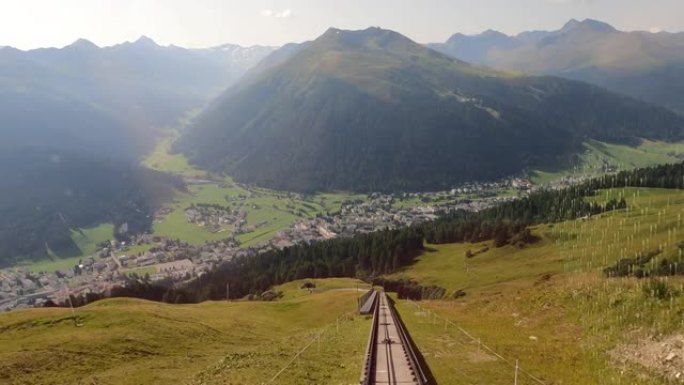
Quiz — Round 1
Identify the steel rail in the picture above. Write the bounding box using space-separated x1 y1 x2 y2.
386 293 429 385
359 290 380 385
359 291 429 385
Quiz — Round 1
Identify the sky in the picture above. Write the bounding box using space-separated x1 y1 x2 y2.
0 0 682 50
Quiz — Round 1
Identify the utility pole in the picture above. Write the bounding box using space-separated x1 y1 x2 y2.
65 285 82 327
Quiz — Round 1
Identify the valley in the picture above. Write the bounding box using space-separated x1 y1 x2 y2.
2 186 683 384
5 128 684 314
1 8 684 385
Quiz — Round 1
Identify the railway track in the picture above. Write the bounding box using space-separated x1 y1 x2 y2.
360 291 429 385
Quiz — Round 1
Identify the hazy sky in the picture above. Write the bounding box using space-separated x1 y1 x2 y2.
1 0 682 50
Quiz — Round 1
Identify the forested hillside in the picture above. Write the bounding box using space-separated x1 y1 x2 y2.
179 27 684 193
423 162 684 244
0 38 272 265
0 151 183 266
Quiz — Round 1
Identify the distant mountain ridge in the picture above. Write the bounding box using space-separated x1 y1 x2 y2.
178 27 684 193
429 19 684 114
0 37 274 263
0 37 275 158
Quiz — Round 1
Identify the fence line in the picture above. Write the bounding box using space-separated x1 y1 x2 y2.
408 300 547 385
264 311 356 384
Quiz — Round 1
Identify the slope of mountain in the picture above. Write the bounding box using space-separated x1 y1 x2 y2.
5 184 681 384
0 38 273 264
178 27 684 193
430 19 684 114
0 279 368 384
433 30 520 65
0 150 183 266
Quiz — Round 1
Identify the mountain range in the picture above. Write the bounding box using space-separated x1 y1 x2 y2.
0 38 273 263
0 37 274 158
429 19 684 115
178 27 684 192
3 22 684 261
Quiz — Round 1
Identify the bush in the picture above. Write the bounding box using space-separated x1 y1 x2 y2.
259 290 283 301
643 279 676 300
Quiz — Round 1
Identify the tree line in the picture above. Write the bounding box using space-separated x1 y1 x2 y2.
53 161 684 307
423 161 684 246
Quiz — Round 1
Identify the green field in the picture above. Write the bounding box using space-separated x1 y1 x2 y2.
69 224 113 257
151 181 357 246
386 187 684 384
531 139 684 184
142 112 205 178
140 131 365 246
21 224 113 273
142 133 208 178
0 278 370 385
4 188 683 384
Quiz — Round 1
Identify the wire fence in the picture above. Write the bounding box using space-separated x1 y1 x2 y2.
407 299 548 385
264 310 358 384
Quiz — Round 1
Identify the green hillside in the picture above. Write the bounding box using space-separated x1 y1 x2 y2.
531 139 684 184
3 187 683 384
385 187 684 384
179 27 684 193
0 151 182 267
0 278 370 385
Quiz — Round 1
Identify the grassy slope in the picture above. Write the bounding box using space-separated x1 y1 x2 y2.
0 278 370 385
142 133 207 178
20 224 114 273
386 187 684 384
531 139 684 184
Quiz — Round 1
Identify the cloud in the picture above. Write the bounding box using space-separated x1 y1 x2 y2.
260 8 293 18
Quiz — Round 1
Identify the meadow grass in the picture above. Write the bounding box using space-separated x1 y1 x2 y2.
530 139 684 184
153 181 358 247
22 224 113 273
0 278 370 385
5 188 684 384
385 187 684 384
142 134 207 178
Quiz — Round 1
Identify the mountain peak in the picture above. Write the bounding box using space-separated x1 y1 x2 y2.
560 18 616 34
66 38 99 50
132 35 159 47
320 26 398 40
481 29 508 38
316 27 417 52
